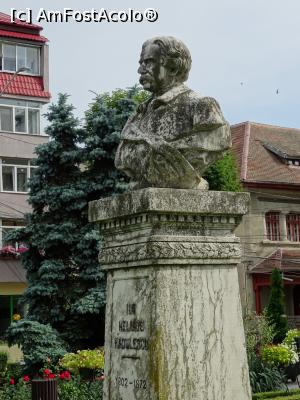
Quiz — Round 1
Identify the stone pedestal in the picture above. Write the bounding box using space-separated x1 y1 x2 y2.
89 188 252 400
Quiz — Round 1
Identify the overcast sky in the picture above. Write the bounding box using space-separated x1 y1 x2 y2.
3 0 300 128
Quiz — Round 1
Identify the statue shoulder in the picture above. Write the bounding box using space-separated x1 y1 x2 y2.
185 90 221 111
186 91 228 129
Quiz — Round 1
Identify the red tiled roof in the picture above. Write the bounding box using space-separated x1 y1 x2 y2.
250 249 300 273
0 29 47 43
0 12 47 42
0 12 42 30
0 72 50 99
231 122 300 186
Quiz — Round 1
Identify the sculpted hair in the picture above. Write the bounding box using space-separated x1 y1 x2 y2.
143 36 192 83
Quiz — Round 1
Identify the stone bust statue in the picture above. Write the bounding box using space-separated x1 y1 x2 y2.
115 36 231 189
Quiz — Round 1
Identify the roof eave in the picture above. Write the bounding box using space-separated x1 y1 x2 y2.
242 180 300 191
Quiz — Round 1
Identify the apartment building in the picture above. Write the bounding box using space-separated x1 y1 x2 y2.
0 13 50 335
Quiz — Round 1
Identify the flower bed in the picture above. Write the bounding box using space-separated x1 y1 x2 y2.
0 372 103 400
0 358 105 400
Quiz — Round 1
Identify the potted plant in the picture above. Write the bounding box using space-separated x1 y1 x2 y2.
59 349 104 381
32 369 58 400
283 329 300 382
261 329 300 382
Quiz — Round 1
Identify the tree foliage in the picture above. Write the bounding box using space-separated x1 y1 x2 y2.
82 86 148 199
6 95 87 369
6 88 147 372
266 269 288 343
7 320 66 373
203 151 241 191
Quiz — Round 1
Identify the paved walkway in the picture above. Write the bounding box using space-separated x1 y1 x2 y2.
287 381 300 390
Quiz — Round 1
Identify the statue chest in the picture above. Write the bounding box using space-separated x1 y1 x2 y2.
133 102 192 141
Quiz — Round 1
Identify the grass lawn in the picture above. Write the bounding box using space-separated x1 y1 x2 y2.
253 389 300 399
0 343 22 363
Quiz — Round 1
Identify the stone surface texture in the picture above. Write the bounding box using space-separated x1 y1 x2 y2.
114 36 231 190
89 188 252 400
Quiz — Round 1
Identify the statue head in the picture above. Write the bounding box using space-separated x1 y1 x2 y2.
138 36 192 96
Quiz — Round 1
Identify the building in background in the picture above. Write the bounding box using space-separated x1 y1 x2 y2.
232 122 300 327
0 13 50 336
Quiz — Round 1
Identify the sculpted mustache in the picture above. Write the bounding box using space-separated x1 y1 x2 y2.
140 74 153 80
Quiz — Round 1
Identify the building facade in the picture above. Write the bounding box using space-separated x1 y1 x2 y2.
0 13 50 335
232 122 300 327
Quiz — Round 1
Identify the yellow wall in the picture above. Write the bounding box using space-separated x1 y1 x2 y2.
0 283 26 295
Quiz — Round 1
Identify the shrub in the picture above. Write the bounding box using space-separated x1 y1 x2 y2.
261 344 298 367
266 269 288 343
0 351 8 372
58 379 103 400
244 311 275 358
0 379 31 400
57 379 82 400
6 320 67 373
243 311 284 393
283 329 300 349
60 349 104 372
203 151 241 191
0 375 103 400
249 357 286 394
6 363 23 381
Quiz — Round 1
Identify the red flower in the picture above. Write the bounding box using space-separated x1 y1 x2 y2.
9 378 15 385
43 368 51 376
59 371 71 380
48 373 56 379
22 375 30 382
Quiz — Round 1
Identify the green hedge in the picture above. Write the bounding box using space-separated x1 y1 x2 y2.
253 389 300 399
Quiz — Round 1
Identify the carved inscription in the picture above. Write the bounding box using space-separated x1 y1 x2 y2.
114 305 149 351
110 277 151 399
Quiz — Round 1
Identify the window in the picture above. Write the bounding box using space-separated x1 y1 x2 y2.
0 99 41 134
2 165 14 191
0 42 40 75
265 212 281 241
0 158 36 193
288 160 300 166
3 44 16 71
0 107 13 131
0 219 26 248
16 46 25 71
15 108 26 133
26 46 39 75
286 214 300 242
28 109 39 134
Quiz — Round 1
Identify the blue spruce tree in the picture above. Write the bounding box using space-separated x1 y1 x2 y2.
7 94 85 371
7 88 147 372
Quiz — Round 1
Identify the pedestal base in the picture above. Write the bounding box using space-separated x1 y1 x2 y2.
89 188 252 400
